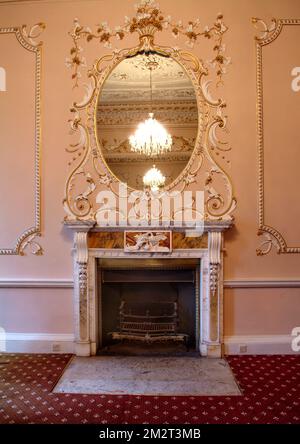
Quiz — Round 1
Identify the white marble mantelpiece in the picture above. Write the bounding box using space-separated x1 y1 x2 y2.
65 220 233 358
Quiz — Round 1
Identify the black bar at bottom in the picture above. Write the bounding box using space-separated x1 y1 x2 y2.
0 424 298 442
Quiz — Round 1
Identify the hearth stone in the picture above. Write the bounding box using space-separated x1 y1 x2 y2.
53 356 241 396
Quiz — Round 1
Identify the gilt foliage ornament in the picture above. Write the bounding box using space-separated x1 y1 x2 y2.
66 0 230 88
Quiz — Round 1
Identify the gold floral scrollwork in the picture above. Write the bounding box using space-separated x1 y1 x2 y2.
0 23 45 255
66 0 230 88
254 17 300 255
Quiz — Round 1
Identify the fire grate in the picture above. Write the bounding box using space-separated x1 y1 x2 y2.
109 300 188 344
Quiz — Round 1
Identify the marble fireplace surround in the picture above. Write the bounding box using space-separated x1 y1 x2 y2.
65 220 232 358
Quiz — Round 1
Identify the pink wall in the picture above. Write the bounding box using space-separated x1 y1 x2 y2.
0 0 299 338
224 288 300 336
0 288 73 333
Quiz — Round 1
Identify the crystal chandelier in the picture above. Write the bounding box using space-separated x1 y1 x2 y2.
129 112 172 156
143 165 166 191
129 63 172 157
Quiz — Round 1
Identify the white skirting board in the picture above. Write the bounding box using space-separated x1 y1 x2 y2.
1 333 298 355
1 333 75 354
224 335 297 355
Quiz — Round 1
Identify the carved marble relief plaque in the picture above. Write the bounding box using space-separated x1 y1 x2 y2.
88 231 208 250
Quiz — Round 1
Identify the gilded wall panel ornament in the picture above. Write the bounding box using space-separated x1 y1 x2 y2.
64 0 236 225
0 23 45 255
254 17 300 255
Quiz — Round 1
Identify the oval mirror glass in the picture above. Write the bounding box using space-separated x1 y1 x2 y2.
96 53 198 190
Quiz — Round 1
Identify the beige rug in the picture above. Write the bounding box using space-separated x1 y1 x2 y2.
53 356 241 396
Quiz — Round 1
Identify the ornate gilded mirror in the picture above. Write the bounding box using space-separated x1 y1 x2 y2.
96 52 198 190
64 1 236 222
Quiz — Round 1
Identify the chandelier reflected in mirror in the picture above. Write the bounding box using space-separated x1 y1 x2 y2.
97 50 199 191
143 165 166 192
129 62 172 157
129 112 172 156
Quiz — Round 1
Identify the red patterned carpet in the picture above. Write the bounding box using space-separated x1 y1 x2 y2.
0 354 299 424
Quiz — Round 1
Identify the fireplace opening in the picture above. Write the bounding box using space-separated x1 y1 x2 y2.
98 259 199 355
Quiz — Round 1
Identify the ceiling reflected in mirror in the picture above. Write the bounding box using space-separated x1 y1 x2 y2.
97 52 199 190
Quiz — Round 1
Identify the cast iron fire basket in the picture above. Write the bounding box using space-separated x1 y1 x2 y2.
109 300 188 344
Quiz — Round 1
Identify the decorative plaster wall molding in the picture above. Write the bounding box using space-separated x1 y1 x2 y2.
0 279 73 288
224 279 300 289
0 23 45 255
253 17 300 255
1 278 299 289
